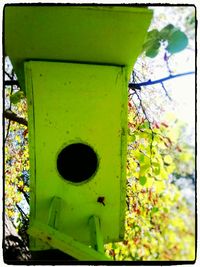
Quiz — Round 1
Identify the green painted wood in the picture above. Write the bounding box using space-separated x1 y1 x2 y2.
48 197 62 229
89 216 104 253
25 61 128 250
5 6 152 89
5 6 153 254
28 221 111 261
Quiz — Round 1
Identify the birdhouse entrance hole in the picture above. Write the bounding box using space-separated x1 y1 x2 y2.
57 143 98 183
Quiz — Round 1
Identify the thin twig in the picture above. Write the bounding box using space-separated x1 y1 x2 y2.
129 71 195 89
134 90 150 123
161 82 172 101
5 120 11 141
4 70 13 80
16 203 29 220
18 186 30 205
164 52 173 75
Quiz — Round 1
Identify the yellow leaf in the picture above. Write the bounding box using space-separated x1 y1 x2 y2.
15 135 21 142
164 155 173 164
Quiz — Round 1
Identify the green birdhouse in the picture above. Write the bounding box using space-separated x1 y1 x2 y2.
5 5 152 260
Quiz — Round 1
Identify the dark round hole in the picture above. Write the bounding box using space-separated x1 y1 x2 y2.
57 143 98 183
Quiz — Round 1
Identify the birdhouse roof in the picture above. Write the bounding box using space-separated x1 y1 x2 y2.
4 5 152 89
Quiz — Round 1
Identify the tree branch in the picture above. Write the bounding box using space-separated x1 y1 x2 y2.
5 71 13 80
129 71 195 89
4 80 20 87
4 110 28 126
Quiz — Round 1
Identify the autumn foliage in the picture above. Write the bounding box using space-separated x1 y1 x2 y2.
104 101 195 260
4 7 195 259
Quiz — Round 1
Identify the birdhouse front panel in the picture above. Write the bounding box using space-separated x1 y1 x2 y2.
25 61 128 250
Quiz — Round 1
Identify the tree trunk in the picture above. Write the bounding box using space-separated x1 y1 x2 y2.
4 214 76 264
4 213 31 263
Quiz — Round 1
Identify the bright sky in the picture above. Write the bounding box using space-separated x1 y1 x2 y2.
149 6 195 141
154 47 196 127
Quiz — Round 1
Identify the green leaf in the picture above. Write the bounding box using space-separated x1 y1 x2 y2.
143 24 188 58
145 41 160 58
163 207 168 213
139 176 147 186
132 223 141 232
112 243 117 250
139 121 150 130
138 153 145 163
147 29 160 39
10 91 24 104
130 135 136 142
143 29 160 50
140 163 150 175
166 30 188 54
152 162 160 175
151 207 159 214
143 29 161 58
160 24 176 39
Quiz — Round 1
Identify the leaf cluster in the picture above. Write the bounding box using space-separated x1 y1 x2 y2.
5 86 29 228
143 24 188 58
105 104 195 261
